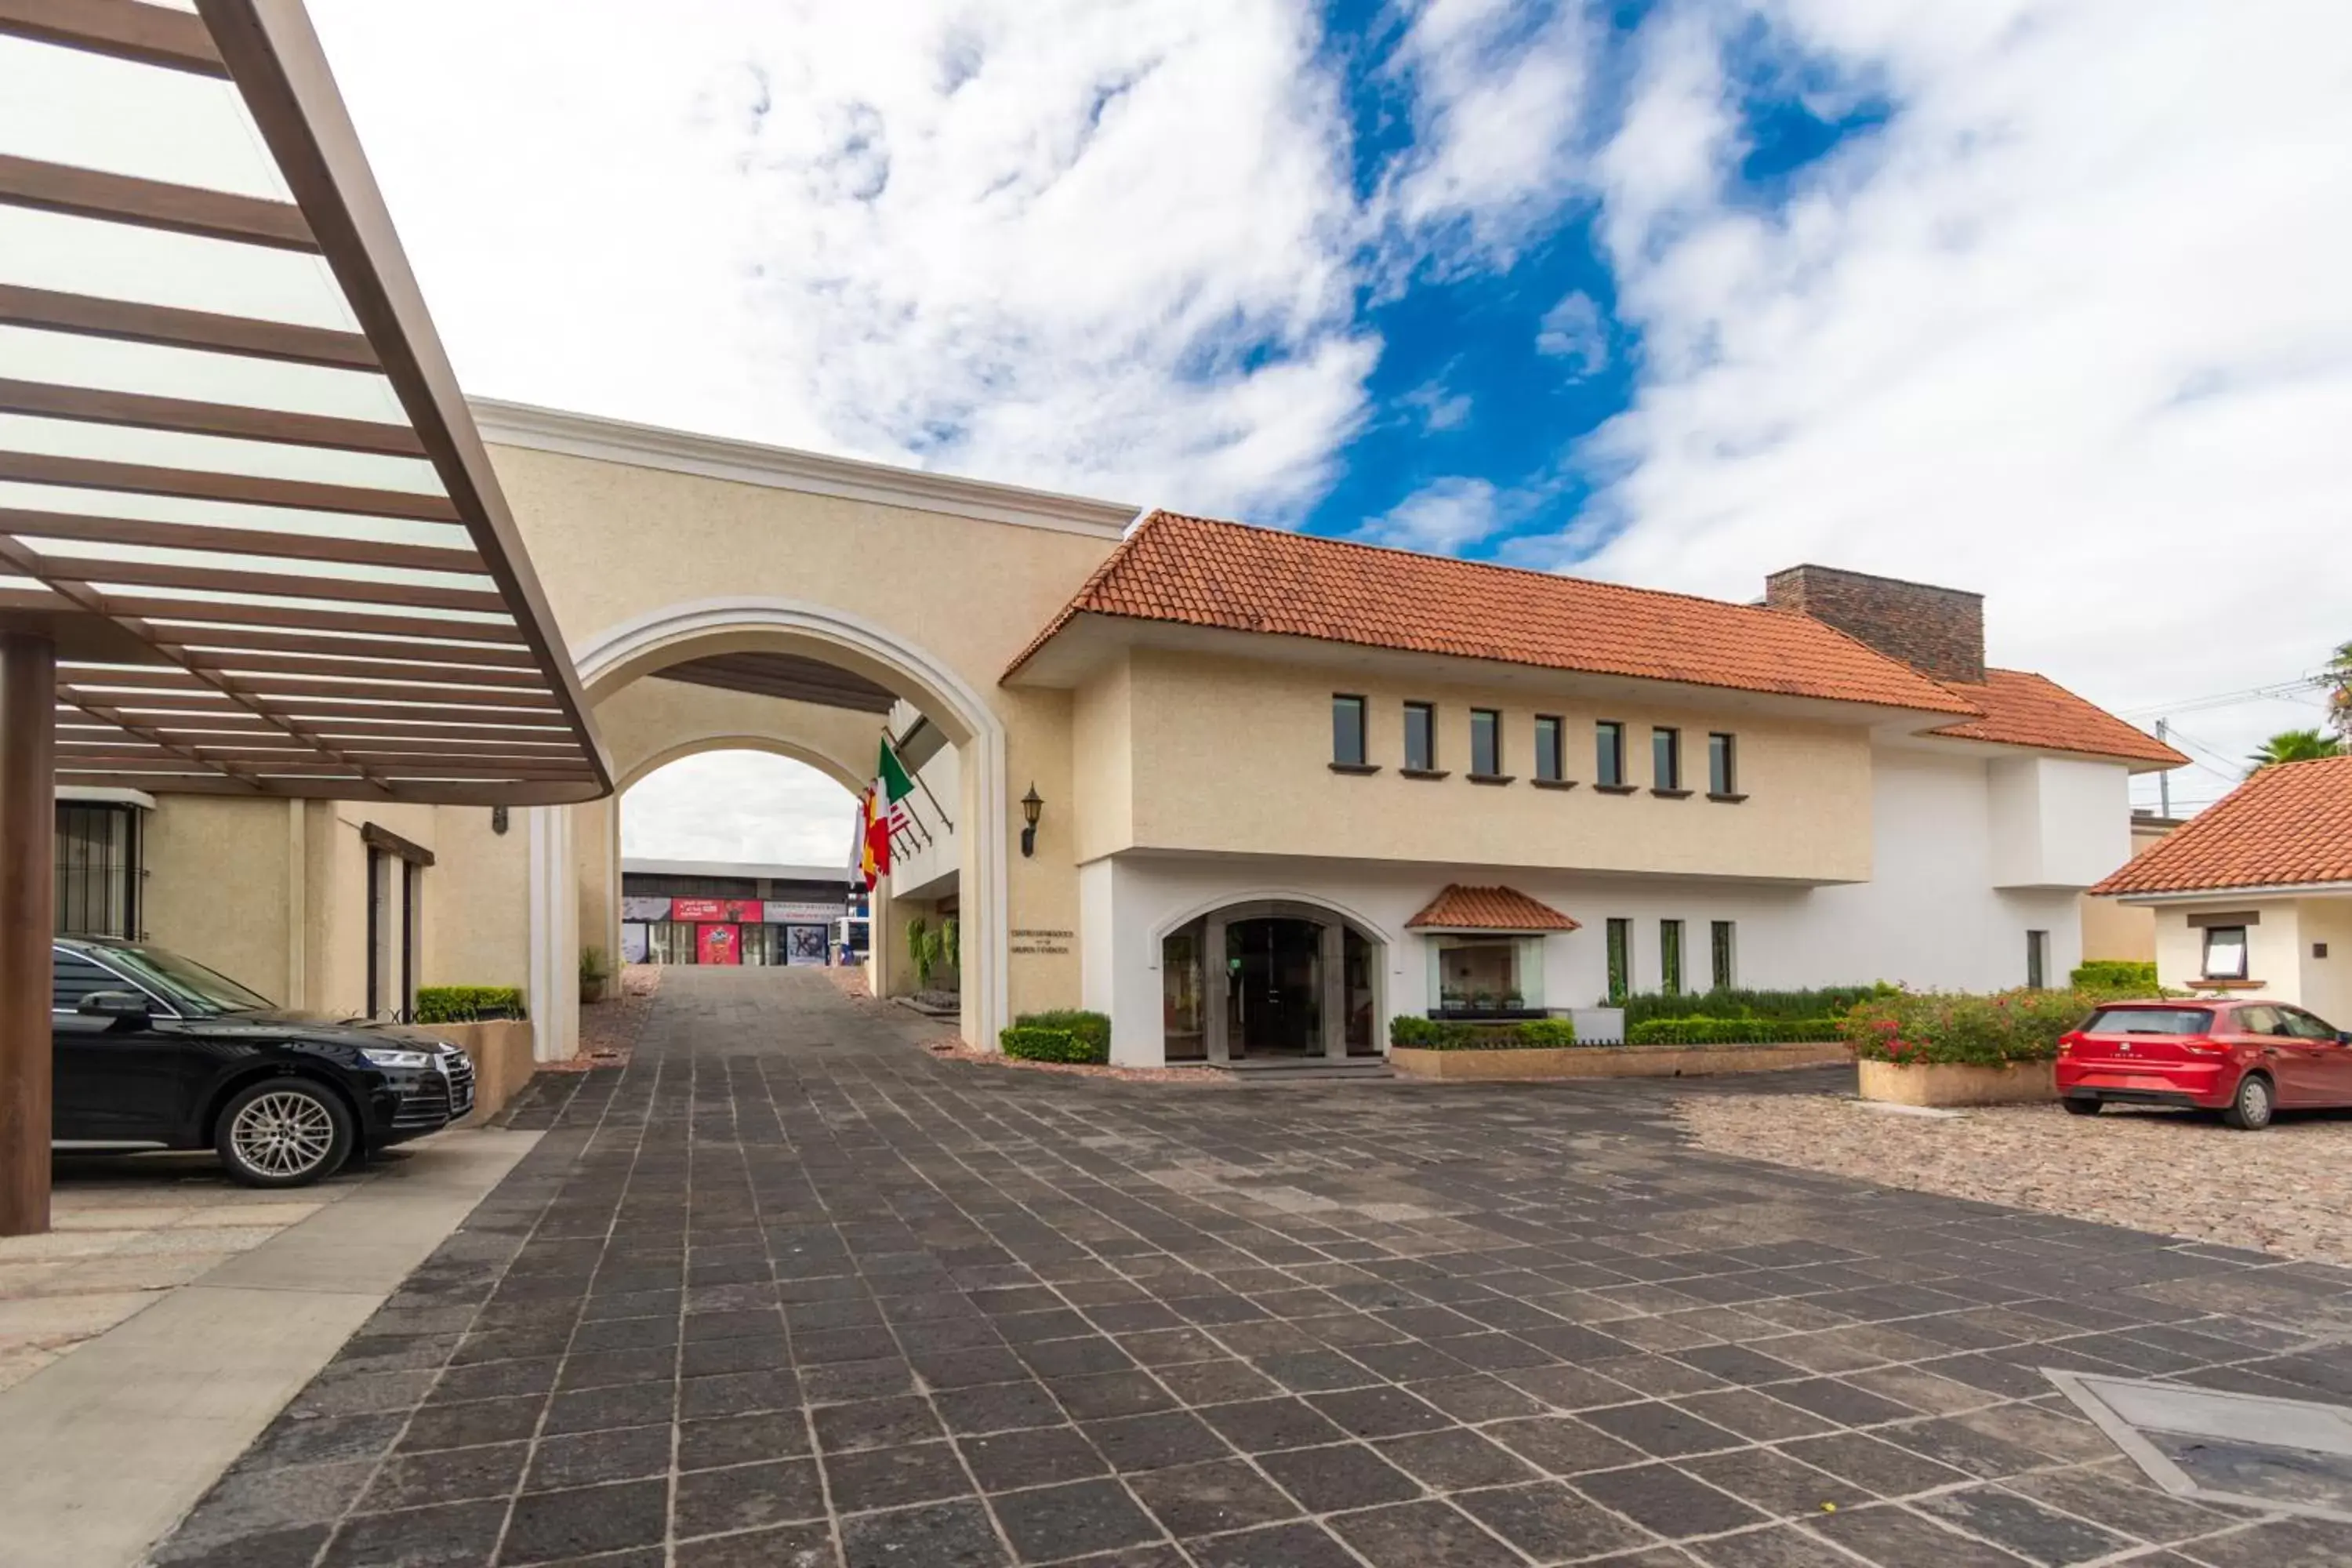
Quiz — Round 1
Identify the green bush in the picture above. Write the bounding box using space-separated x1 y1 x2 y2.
2069 960 2158 993
1626 1017 1842 1045
1388 1015 1577 1051
1841 988 2094 1066
1618 985 1893 1027
1014 1010 1111 1058
416 985 526 1024
1000 1025 1106 1064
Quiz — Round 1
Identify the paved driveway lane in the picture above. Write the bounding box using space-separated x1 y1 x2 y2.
151 966 2352 1567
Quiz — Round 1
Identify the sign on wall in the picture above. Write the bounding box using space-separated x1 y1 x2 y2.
764 900 847 925
620 922 649 964
622 896 673 921
785 925 829 965
697 924 741 964
675 898 760 923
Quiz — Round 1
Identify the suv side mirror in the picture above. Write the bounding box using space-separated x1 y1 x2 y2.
78 990 151 1022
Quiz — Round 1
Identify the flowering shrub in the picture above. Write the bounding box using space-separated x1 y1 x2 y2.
1841 989 2093 1067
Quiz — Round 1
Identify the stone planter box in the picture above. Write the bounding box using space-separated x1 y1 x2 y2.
431 1019 538 1124
1857 1058 2056 1107
1391 1040 1846 1081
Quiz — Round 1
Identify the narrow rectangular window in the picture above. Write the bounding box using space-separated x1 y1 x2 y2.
2026 929 2049 990
1606 918 1631 1004
2202 925 2248 980
1711 920 1735 989
1403 702 1436 771
1534 715 1563 782
1596 721 1624 786
1708 732 1736 796
1661 919 1684 994
1470 709 1501 776
1653 727 1682 791
1332 695 1367 767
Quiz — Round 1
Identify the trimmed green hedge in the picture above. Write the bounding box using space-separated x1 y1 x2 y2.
1390 1015 1578 1051
1618 985 1893 1027
1000 1025 1107 1064
1626 1016 1842 1045
1014 1010 1111 1058
2070 960 2158 993
1840 988 2095 1066
416 985 526 1024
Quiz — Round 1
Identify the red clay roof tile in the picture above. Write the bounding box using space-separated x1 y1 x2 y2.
2092 753 2352 896
1004 512 1978 715
1406 884 1581 931
1930 670 2187 768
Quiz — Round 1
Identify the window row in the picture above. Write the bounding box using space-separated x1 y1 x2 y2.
1333 697 1744 797
1603 917 1738 1001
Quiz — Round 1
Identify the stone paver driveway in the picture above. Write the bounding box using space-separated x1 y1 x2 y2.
152 967 2352 1567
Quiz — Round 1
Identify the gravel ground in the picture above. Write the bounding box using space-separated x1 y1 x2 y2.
1676 1092 2352 1268
567 962 661 1069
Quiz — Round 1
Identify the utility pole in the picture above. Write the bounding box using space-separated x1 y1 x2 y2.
2156 718 2172 817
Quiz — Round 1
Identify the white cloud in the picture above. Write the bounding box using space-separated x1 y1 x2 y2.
1399 377 1473 430
1535 289 1607 372
1356 475 1501 554
622 752 858 867
310 0 1375 518
1551 0 2352 808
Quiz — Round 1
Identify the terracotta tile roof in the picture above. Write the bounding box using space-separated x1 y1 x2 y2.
1004 513 1978 715
2092 754 2352 896
1406 885 1581 931
1929 670 2187 768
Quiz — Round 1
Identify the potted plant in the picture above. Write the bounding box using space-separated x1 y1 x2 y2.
579 945 612 1004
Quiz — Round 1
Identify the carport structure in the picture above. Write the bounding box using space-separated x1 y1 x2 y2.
0 0 612 1234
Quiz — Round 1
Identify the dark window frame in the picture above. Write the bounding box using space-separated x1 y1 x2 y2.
1652 727 1683 793
1469 708 1503 779
1331 694 1368 769
1534 715 1564 782
2201 924 2249 980
1710 920 1735 990
1661 919 1685 995
2026 928 2049 990
1708 732 1738 797
1606 918 1632 1005
1595 720 1626 788
1403 701 1438 774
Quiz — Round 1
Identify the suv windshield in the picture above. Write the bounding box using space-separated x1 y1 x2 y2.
2083 1007 2212 1036
96 944 274 1017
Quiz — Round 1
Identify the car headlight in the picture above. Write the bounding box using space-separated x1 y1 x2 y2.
360 1047 435 1069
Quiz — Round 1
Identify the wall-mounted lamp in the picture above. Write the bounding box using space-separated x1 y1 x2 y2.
1020 784 1043 858
491 805 510 836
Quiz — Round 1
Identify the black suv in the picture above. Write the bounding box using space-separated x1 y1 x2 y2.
52 937 476 1187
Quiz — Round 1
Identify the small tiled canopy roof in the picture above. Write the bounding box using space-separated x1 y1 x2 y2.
2092 754 2352 896
1932 670 2186 768
1007 512 1977 716
1407 885 1580 932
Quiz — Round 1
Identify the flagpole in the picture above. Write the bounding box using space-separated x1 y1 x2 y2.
884 728 956 833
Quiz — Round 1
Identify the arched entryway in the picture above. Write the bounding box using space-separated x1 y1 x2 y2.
1160 898 1384 1063
522 596 1011 1059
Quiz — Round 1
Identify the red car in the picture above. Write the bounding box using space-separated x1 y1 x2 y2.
2056 1000 2352 1130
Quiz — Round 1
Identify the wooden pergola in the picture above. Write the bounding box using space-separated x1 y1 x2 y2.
0 0 613 1234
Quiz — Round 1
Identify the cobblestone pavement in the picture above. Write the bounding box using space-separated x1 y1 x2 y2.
150 968 2352 1567
1678 1091 2352 1270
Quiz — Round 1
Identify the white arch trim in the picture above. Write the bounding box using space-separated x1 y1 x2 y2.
1146 887 1396 960
616 734 866 796
532 597 1011 1055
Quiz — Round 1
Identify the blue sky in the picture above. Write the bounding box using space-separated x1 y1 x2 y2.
314 0 2352 849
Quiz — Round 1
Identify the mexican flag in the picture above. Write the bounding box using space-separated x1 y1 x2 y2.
857 782 891 888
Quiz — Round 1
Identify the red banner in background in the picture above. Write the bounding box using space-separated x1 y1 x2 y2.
697 924 741 965
674 898 759 923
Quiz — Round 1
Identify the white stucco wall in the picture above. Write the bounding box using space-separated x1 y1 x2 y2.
2151 898 2327 1008
2300 898 2352 1024
1987 756 2131 889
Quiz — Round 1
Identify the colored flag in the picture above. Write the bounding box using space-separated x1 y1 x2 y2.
878 739 916 804
863 781 894 884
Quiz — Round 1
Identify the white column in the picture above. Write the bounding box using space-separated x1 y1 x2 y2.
526 804 579 1063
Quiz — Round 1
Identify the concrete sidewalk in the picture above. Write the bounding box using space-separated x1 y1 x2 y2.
0 1129 537 1568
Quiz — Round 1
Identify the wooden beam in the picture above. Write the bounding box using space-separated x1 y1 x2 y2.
0 449 459 524
0 630 55 1234
35 554 506 614
0 285 377 371
256 695 561 723
0 378 424 457
305 720 576 744
360 820 434 866
0 506 481 575
115 597 527 644
183 650 546 688
0 152 314 252
169 625 538 667
329 735 581 756
0 0 228 78
249 679 562 710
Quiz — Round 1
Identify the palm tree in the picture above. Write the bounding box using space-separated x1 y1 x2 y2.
2329 639 2352 742
2248 728 2344 770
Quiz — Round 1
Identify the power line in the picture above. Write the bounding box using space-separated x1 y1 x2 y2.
2119 672 2328 720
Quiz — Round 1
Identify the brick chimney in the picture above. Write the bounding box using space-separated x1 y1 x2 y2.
1764 564 1985 685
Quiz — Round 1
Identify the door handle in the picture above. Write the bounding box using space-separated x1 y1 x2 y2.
2262 1046 2282 1057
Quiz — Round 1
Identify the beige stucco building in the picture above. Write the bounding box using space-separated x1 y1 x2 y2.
77 405 2189 1068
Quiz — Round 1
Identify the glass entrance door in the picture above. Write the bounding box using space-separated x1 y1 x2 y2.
1227 917 1323 1055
